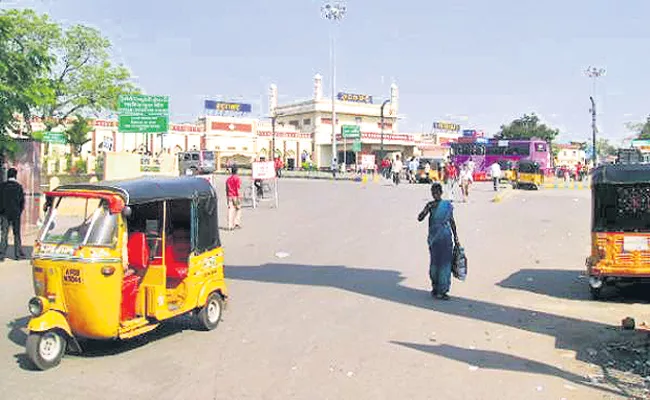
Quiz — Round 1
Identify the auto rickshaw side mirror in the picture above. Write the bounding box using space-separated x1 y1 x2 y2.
122 206 133 219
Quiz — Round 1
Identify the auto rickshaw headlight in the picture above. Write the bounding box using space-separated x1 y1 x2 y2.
28 297 45 317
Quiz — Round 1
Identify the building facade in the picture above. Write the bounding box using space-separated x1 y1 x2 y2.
555 144 586 167
29 76 430 171
271 75 416 167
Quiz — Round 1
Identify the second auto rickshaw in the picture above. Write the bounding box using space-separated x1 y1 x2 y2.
586 164 650 299
25 177 227 370
513 159 544 190
497 160 516 182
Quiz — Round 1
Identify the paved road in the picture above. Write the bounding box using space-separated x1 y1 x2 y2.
0 177 645 399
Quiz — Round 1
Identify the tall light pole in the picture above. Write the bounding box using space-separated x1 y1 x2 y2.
585 66 605 166
321 1 346 170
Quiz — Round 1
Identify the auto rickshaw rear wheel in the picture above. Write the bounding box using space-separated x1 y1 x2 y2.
198 292 223 331
26 330 67 370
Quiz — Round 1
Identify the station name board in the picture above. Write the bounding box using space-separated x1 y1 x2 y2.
204 100 252 113
337 92 373 104
433 122 460 131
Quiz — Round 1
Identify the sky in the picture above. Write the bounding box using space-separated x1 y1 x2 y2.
3 0 650 144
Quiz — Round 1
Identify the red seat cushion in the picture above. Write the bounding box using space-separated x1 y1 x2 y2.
121 274 140 321
165 243 189 280
127 233 150 271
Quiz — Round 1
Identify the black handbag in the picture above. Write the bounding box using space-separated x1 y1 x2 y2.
452 245 467 281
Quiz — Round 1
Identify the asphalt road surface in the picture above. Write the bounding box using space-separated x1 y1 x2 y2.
1 177 647 399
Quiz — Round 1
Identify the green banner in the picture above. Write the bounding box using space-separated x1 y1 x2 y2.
352 139 361 152
43 131 67 144
342 125 361 139
118 94 169 133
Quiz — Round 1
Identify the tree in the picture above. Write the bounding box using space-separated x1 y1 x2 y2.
65 115 92 155
627 116 650 140
596 138 617 158
37 21 139 133
495 113 560 143
0 9 58 157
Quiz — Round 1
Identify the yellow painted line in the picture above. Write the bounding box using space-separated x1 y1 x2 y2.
492 189 514 203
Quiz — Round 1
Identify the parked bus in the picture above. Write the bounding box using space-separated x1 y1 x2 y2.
450 139 550 180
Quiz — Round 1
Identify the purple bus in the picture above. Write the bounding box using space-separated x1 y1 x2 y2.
450 139 550 179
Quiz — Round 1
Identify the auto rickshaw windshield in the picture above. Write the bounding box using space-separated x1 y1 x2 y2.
40 197 118 247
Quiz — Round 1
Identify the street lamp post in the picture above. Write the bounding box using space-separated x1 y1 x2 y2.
585 66 606 166
321 1 346 171
380 99 390 160
271 112 276 162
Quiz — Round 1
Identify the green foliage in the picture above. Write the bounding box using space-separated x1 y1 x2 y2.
42 24 139 125
0 9 58 157
0 10 140 133
495 113 560 143
627 116 650 140
95 153 104 180
596 138 617 157
65 115 92 155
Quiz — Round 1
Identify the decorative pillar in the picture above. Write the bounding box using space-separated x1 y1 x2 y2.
91 130 97 156
314 74 323 101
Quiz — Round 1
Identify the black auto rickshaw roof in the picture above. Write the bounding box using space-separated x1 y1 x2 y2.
54 176 217 205
516 159 541 172
591 163 650 185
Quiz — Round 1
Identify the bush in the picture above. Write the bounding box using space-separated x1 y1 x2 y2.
95 154 104 180
69 159 87 176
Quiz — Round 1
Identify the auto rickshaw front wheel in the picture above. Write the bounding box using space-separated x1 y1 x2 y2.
26 330 67 370
197 292 224 331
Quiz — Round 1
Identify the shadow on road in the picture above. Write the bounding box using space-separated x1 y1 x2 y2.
498 268 650 303
497 269 590 300
7 314 197 371
226 263 637 397
391 342 622 396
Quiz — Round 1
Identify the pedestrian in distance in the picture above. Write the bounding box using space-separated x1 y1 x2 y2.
225 166 242 230
392 155 403 186
408 157 418 183
490 161 502 192
274 157 283 178
0 167 26 260
417 182 460 300
459 164 472 202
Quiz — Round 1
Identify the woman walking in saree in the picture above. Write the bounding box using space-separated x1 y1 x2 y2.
418 183 460 300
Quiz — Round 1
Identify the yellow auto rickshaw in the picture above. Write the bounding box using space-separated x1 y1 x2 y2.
498 160 516 182
586 164 650 300
26 177 227 370
513 159 544 190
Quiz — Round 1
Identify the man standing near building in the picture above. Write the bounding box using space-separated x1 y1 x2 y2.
490 161 502 192
392 155 404 186
225 166 242 230
0 168 25 260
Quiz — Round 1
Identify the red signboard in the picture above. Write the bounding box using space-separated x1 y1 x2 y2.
211 122 253 132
